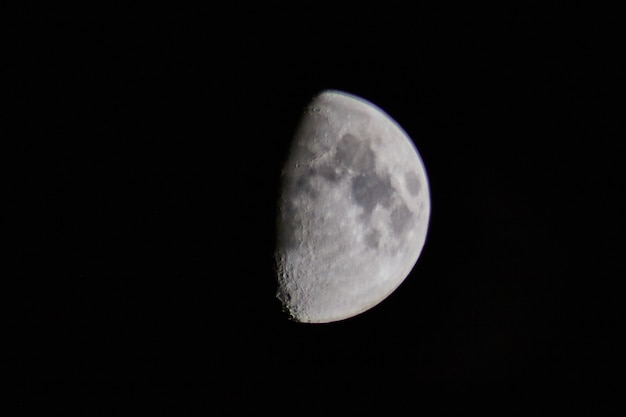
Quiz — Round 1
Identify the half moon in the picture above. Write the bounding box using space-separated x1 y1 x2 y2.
275 90 430 323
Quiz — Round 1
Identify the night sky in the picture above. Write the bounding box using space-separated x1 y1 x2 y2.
11 6 623 414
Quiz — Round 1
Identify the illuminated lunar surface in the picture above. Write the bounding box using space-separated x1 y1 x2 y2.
275 90 430 323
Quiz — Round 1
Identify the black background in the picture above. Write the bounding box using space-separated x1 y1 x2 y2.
10 5 624 414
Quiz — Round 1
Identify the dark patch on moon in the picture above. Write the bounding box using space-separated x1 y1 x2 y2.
390 203 414 236
294 172 318 198
405 171 422 196
291 165 341 202
335 133 376 172
365 229 381 249
311 165 341 182
351 171 394 215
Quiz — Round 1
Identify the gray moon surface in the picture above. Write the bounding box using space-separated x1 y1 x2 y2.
275 90 430 323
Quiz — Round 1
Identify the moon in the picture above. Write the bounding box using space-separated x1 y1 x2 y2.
275 90 430 323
